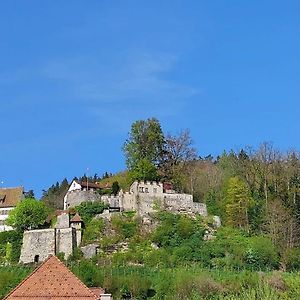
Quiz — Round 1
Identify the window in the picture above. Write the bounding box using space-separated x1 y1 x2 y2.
139 187 144 193
145 188 149 193
34 255 39 263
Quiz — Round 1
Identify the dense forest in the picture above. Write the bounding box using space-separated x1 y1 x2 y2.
2 118 300 299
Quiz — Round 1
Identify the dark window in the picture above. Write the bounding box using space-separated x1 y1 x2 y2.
34 255 39 263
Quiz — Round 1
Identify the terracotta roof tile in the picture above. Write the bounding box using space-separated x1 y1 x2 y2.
75 181 102 189
0 187 23 208
70 213 83 223
4 255 100 299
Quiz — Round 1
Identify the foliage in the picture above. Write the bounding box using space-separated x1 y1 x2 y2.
111 214 139 239
82 218 104 244
6 198 49 231
111 181 120 196
0 231 23 263
224 176 253 231
41 178 69 210
123 118 165 181
75 201 108 223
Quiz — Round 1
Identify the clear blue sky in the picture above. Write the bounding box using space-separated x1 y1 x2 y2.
1 1 300 197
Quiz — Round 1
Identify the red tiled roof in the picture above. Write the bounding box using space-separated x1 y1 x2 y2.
89 288 105 296
4 255 100 300
75 181 102 189
70 213 83 223
0 187 23 208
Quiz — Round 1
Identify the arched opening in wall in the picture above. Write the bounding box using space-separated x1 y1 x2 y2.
34 255 39 263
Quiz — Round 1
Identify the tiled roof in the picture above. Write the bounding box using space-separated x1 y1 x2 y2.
0 187 23 208
70 213 83 223
4 255 100 300
75 181 102 189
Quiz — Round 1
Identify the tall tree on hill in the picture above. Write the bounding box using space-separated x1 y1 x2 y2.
159 129 197 189
123 118 165 181
225 176 253 232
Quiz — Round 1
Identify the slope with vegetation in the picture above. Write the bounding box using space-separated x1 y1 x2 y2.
2 118 300 299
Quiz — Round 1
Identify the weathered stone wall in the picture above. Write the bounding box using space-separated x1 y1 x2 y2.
19 229 56 264
101 195 120 208
56 228 76 259
64 190 102 209
56 213 70 229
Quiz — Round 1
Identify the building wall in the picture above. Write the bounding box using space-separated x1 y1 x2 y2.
0 207 14 232
64 190 102 210
20 227 79 264
19 229 56 264
68 180 82 192
56 228 76 259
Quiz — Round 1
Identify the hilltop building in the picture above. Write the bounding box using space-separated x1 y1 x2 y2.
63 180 103 210
4 255 112 300
64 180 207 217
0 186 24 232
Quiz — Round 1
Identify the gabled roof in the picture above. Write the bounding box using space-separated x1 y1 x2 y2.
0 187 23 208
4 255 99 300
70 213 83 223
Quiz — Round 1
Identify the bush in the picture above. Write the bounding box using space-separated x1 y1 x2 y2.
82 218 104 244
244 236 279 270
75 201 108 223
283 248 300 271
0 230 23 262
111 214 138 239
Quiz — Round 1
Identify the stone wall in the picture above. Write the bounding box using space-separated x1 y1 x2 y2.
64 190 102 209
56 228 76 259
101 195 121 208
20 227 78 264
19 229 56 264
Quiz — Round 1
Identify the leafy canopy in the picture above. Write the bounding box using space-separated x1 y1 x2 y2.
123 118 164 181
6 198 49 231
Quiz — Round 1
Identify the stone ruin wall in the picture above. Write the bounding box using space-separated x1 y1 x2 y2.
19 229 56 264
20 214 80 264
55 227 76 259
64 190 102 209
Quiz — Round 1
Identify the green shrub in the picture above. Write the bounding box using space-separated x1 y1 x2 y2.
75 201 108 223
82 218 104 244
283 248 300 271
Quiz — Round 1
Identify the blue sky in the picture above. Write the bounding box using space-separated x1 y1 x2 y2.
1 1 300 196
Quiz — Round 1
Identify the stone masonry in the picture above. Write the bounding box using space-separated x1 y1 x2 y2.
64 181 207 217
19 213 82 264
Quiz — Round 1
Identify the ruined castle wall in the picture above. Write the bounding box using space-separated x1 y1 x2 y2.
101 195 121 208
193 202 208 216
64 190 102 209
19 229 56 264
56 228 76 259
122 193 136 211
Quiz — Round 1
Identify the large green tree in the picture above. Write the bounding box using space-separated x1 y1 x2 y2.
6 198 49 231
225 177 253 232
123 118 165 181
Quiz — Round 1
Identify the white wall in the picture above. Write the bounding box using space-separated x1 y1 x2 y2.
0 207 15 232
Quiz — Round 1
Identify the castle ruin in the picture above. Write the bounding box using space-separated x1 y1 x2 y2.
64 180 207 217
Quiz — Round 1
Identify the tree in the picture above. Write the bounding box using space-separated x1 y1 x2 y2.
123 118 165 181
111 181 120 196
159 129 197 189
6 198 49 231
225 177 253 231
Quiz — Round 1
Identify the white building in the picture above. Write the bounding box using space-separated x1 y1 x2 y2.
0 186 24 232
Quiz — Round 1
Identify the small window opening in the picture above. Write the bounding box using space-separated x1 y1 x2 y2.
34 255 39 263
